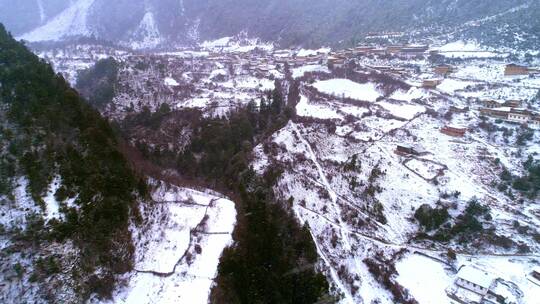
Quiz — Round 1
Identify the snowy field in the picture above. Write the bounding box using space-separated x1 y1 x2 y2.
296 95 342 120
313 79 382 102
112 184 236 304
377 101 425 120
396 253 454 304
292 64 330 78
396 252 540 304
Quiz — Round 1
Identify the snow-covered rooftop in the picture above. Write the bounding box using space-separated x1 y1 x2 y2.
457 266 496 289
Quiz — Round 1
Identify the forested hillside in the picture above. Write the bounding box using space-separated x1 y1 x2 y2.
0 23 145 302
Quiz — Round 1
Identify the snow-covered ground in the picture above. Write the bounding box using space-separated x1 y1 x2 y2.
296 95 343 120
377 101 425 120
112 183 236 304
33 38 540 304
292 64 330 79
396 253 453 304
313 79 382 102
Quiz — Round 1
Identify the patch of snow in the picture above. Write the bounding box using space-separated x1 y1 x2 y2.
438 40 482 52
291 64 330 79
43 176 62 221
37 0 46 23
339 105 370 118
19 0 96 42
0 178 41 230
396 253 453 304
438 79 476 94
164 77 179 86
200 37 233 48
113 184 236 304
296 48 331 57
313 79 381 102
296 95 342 120
389 87 428 102
377 101 425 120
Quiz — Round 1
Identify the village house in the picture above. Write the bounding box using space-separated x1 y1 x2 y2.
455 266 496 296
422 79 442 88
367 65 406 74
354 45 375 55
327 56 346 69
504 63 529 76
531 267 540 280
530 115 540 128
386 45 404 54
434 64 454 76
369 48 388 55
507 109 531 123
441 126 467 137
395 145 427 156
449 105 470 113
398 45 429 58
482 99 522 109
480 107 511 119
504 100 522 108
366 31 404 39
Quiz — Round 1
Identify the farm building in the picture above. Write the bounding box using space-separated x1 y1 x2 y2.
422 79 442 88
441 126 467 137
482 99 522 109
507 109 531 123
386 45 405 54
504 64 529 76
455 266 495 296
327 56 346 69
480 107 511 119
395 145 426 156
530 116 540 128
532 267 540 280
449 106 469 113
434 64 454 76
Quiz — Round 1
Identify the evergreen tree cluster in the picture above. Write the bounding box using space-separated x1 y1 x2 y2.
211 172 329 304
0 24 144 299
129 81 330 303
177 81 291 183
76 57 119 109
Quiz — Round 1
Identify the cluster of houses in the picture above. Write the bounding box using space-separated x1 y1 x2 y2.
365 31 404 39
199 42 435 79
351 44 430 58
479 99 540 127
420 63 538 90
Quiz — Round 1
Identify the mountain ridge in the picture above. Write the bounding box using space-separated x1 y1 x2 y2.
1 0 538 49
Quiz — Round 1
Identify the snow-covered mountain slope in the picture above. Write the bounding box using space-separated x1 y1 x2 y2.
19 0 96 42
126 11 163 50
4 0 539 50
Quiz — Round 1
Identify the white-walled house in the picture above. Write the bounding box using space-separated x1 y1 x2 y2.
455 266 496 296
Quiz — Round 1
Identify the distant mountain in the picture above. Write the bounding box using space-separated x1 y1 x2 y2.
0 0 538 49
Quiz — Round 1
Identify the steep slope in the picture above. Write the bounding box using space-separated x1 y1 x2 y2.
0 23 144 302
19 0 97 42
